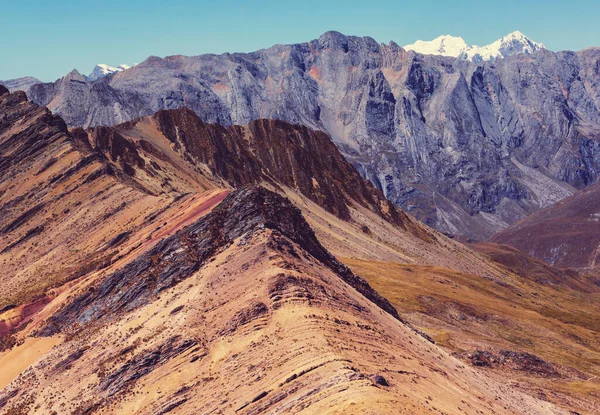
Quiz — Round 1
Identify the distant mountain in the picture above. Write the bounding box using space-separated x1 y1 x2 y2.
404 31 545 62
0 76 41 92
403 34 470 57
87 63 132 81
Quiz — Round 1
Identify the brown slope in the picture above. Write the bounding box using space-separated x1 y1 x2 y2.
470 242 597 292
491 181 600 269
0 92 590 414
0 187 567 415
0 88 227 319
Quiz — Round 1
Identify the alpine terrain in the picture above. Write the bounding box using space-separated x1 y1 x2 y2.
1 23 600 415
4 30 599 240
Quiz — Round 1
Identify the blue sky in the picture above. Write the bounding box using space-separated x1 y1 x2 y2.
2 0 599 81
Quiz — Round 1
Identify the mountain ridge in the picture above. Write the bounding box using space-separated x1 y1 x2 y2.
18 30 600 240
3 28 600 244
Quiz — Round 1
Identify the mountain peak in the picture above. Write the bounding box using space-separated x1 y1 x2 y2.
404 35 468 57
505 30 526 38
65 69 87 82
87 63 132 81
404 31 545 62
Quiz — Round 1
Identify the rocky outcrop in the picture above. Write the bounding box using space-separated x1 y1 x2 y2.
25 33 600 238
456 349 561 378
40 186 399 336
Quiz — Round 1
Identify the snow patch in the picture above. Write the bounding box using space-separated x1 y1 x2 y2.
404 31 545 62
87 63 135 81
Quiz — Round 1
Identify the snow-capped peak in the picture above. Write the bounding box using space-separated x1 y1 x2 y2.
87 63 132 81
404 31 545 62
404 35 469 57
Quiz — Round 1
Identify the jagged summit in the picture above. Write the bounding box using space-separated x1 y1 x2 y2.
404 30 545 61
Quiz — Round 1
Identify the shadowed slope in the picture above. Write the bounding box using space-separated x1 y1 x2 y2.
491 181 600 269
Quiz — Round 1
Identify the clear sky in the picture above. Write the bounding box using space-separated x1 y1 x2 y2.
2 0 599 82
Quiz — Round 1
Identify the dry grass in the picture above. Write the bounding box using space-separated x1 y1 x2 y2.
343 258 600 412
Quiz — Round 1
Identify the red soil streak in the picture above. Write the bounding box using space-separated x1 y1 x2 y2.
150 189 230 244
0 297 51 336
0 279 81 337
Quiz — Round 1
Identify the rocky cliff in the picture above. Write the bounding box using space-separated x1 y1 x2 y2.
24 32 600 238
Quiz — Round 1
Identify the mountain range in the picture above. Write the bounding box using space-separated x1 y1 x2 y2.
4 30 600 241
2 29 600 414
2 81 600 414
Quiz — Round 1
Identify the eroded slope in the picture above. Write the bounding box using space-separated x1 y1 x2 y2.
0 188 567 415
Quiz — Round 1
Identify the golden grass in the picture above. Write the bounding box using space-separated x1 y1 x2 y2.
342 258 600 413
342 257 600 408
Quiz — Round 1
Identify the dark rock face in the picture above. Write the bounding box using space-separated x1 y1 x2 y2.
459 349 561 378
40 187 399 336
112 108 422 231
25 33 600 238
370 374 390 387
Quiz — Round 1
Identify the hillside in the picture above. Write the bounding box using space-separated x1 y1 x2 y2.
491 181 600 269
0 88 598 413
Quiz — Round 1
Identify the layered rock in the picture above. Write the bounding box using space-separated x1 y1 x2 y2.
0 86 225 311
